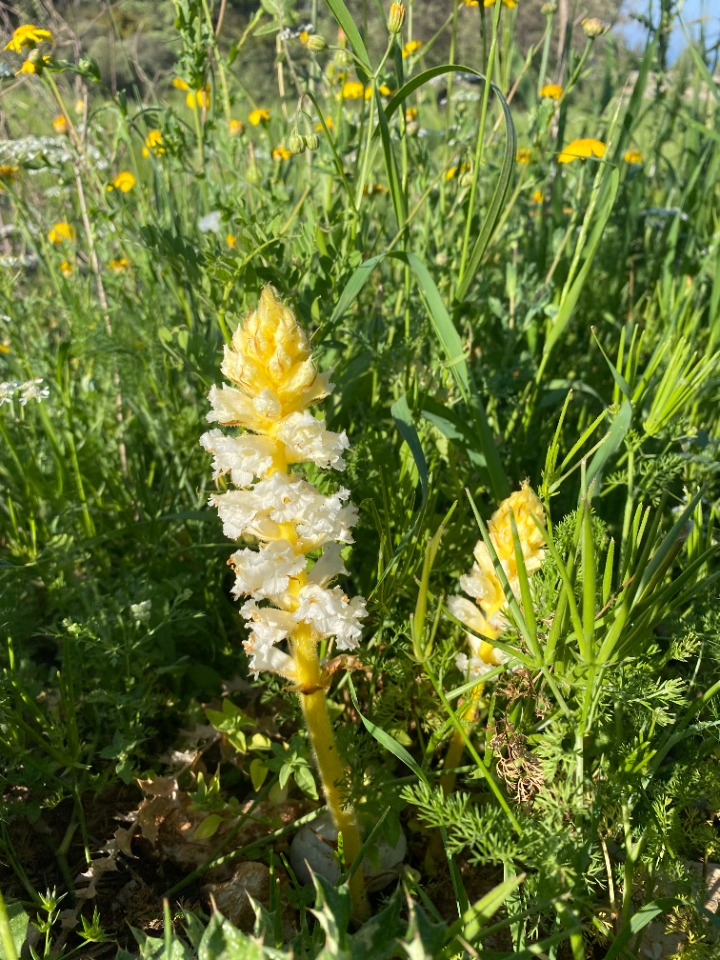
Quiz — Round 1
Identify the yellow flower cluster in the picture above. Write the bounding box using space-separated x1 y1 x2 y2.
4 24 52 53
449 483 545 678
142 129 165 157
107 171 136 193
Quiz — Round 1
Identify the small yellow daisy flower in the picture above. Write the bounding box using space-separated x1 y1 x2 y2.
516 147 532 163
16 55 50 75
4 24 53 53
108 257 130 272
249 108 270 125
532 189 544 203
52 114 68 134
108 171 135 193
48 222 76 244
272 146 292 161
341 80 365 100
402 39 422 58
229 118 244 136
557 138 606 163
624 148 643 164
59 260 74 277
540 83 563 99
226 233 237 248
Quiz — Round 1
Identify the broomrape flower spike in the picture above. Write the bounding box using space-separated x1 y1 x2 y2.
440 484 544 798
202 286 369 920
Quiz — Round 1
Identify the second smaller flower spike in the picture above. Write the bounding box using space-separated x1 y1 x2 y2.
449 483 545 679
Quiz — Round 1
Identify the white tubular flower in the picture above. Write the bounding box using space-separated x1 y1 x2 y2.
203 286 366 682
276 411 350 470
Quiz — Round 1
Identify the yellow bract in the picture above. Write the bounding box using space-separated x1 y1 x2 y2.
4 24 53 53
222 286 330 426
48 222 76 244
558 138 606 163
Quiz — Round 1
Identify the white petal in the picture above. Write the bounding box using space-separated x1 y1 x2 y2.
200 430 277 487
275 411 349 471
294 584 366 650
230 540 306 602
307 543 347 587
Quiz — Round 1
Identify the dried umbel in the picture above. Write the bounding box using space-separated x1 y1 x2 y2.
449 483 545 679
202 286 368 918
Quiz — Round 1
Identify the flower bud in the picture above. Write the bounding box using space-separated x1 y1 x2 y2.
388 3 406 35
582 17 606 38
304 133 319 151
288 133 306 155
541 2 557 13
306 33 327 52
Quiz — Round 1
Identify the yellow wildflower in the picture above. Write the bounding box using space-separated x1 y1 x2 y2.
557 137 606 163
540 83 563 99
315 116 334 131
484 0 517 7
516 147 532 163
249 108 270 125
226 233 237 248
463 1 480 5
186 85 210 110
0 165 19 188
172 77 189 90
532 189 544 203
402 39 422 58
17 55 50 75
108 257 130 272
445 162 471 181
74 98 85 114
229 118 244 136
341 80 365 100
624 148 643 164
4 24 53 53
0 343 10 354
108 171 136 193
52 114 68 134
142 129 165 157
272 146 292 161
59 260 74 277
405 107 418 121
48 222 76 244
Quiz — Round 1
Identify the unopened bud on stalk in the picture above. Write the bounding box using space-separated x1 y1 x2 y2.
288 132 306 155
304 133 319 151
306 33 327 52
388 2 406 35
541 2 557 13
582 17 606 38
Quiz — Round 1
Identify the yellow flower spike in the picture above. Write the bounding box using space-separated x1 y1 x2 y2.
4 24 53 53
202 286 368 920
540 83 563 99
48 222 76 244
249 108 270 125
558 138 606 163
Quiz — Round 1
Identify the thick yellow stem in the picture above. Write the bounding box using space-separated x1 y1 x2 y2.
292 624 369 921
